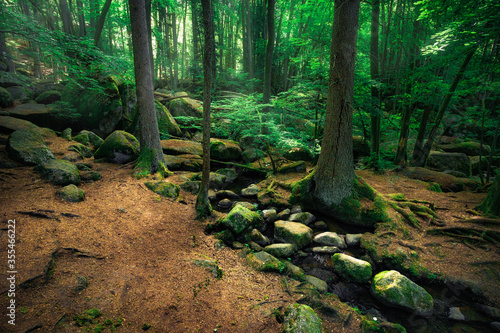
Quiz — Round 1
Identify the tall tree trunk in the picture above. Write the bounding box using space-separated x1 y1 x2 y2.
0 32 15 73
89 0 98 31
245 0 253 79
94 0 112 47
181 0 187 80
129 0 167 177
370 0 381 167
59 0 72 35
314 0 360 207
411 46 477 167
145 0 154 80
191 0 200 70
76 0 86 36
196 0 215 218
262 0 275 109
172 11 179 90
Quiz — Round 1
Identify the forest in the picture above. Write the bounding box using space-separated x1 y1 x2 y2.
0 0 500 332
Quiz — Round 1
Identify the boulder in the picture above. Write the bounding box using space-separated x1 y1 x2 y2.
403 167 465 192
304 275 328 294
311 221 328 231
68 144 94 158
245 229 270 246
8 103 50 126
471 156 500 175
426 152 471 177
242 148 263 163
154 101 181 137
274 221 313 250
284 147 312 161
217 198 233 209
241 184 260 197
144 181 180 199
180 181 200 193
6 86 32 100
80 171 102 182
215 190 240 200
94 130 140 164
281 260 305 280
289 212 316 225
61 128 72 141
166 94 203 118
222 205 263 235
440 142 491 156
164 154 202 171
35 90 61 104
371 270 434 315
35 159 80 185
263 243 295 258
0 71 32 88
332 253 372 283
276 208 291 221
309 246 342 254
161 139 202 155
232 201 257 211
239 134 268 150
346 234 363 247
73 130 104 148
282 303 322 333
215 168 238 183
210 138 242 161
262 208 278 223
6 130 54 165
278 161 307 174
246 251 286 273
314 232 346 248
0 86 13 107
0 116 55 138
57 184 85 202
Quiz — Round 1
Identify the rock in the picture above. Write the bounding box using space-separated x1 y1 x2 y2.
35 90 61 104
403 167 465 192
208 172 227 188
232 201 257 211
0 116 55 138
332 253 372 283
62 152 83 162
353 135 370 160
245 229 270 246
241 184 260 197
154 101 182 137
242 148 263 163
239 134 269 150
281 260 305 280
277 208 291 221
309 246 342 254
166 94 203 118
262 208 278 223
68 144 94 158
214 230 234 245
6 130 55 166
371 270 434 315
222 205 263 235
246 251 286 273
443 170 467 178
35 159 80 185
346 234 363 247
33 80 64 97
217 198 233 209
75 163 92 171
57 184 85 202
80 171 101 182
274 220 313 250
449 307 465 321
180 180 200 193
210 138 242 161
257 186 288 207
215 168 238 182
289 212 316 225
144 181 180 199
278 161 307 174
164 154 202 171
291 205 303 214
161 139 202 155
216 190 239 200
311 221 328 231
73 130 104 148
8 103 50 126
304 275 328 294
0 86 13 107
471 156 500 175
6 86 32 100
61 128 72 140
477 304 500 321
263 243 295 258
248 241 263 252
426 152 471 177
0 71 31 88
314 232 346 248
283 303 322 333
284 147 312 161
94 130 140 164
440 142 491 156
492 322 500 331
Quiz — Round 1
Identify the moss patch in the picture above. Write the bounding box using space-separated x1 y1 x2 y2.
144 181 180 199
133 148 172 179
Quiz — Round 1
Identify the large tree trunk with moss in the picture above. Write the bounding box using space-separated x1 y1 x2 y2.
129 0 167 177
476 176 500 217
314 0 360 207
196 0 214 218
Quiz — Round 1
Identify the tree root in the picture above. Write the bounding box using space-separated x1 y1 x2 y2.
388 197 443 229
427 227 500 247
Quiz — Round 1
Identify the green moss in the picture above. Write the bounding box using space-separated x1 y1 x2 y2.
155 101 182 137
427 182 442 193
133 148 172 179
388 193 405 201
144 181 180 199
289 171 315 206
246 251 286 273
361 317 407 333
74 308 102 327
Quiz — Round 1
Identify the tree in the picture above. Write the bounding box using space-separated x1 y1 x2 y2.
196 0 215 218
94 0 113 47
129 0 169 178
476 176 500 217
262 0 275 109
369 0 381 167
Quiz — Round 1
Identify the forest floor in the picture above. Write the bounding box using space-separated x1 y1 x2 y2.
0 135 499 333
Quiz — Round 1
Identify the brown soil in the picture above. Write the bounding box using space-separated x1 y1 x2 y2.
0 135 499 333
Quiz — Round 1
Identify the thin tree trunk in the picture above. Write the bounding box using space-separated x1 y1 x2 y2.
246 0 253 79
59 0 72 35
172 11 179 90
76 0 86 36
370 0 381 167
262 0 275 110
94 0 112 47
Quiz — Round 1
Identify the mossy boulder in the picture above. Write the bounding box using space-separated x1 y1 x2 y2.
0 71 32 88
164 154 202 171
242 148 264 163
263 243 295 258
289 212 316 225
332 253 372 283
35 159 80 185
274 221 313 250
278 161 307 174
314 232 346 248
144 181 180 199
470 156 500 175
246 251 286 273
80 171 102 182
0 116 55 138
161 139 202 155
0 86 13 107
94 130 140 164
68 144 94 158
426 152 471 177
216 168 238 183
57 184 85 202
371 270 434 315
281 260 306 281
6 130 55 165
304 275 328 294
8 103 51 127
61 128 72 140
35 90 61 104
282 303 322 333
154 101 182 137
222 205 263 235
6 86 33 100
210 138 242 161
284 147 313 161
73 130 104 148
440 141 491 156
166 94 203 118
403 167 465 192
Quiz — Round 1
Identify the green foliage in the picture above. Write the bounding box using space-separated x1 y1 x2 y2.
48 101 81 125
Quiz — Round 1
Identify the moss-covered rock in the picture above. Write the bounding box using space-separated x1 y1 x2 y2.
289 212 316 225
94 130 140 164
476 175 500 217
361 317 407 333
246 251 286 273
164 154 202 172
403 167 465 192
8 103 51 127
470 156 500 175
6 86 32 100
161 139 202 155
281 260 305 281
57 184 85 202
0 116 56 138
73 130 104 148
263 243 295 258
68 144 94 158
0 71 32 88
274 221 313 250
332 253 372 283
210 138 242 161
314 232 346 248
0 86 13 107
242 148 264 163
6 130 55 165
284 147 313 161
426 152 471 177
61 128 72 141
371 270 434 315
35 90 61 104
282 303 322 333
144 181 180 199
154 101 182 137
279 161 307 174
35 159 80 185
216 168 238 182
440 141 491 156
222 205 263 235
166 94 203 118
304 275 328 294
80 171 102 182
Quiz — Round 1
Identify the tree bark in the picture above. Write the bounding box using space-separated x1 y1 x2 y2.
314 0 360 207
245 0 253 79
76 0 86 37
196 0 215 218
476 175 500 217
262 0 275 109
94 0 112 47
59 0 72 35
370 0 381 166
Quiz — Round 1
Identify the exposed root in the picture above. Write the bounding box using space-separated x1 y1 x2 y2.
427 227 500 247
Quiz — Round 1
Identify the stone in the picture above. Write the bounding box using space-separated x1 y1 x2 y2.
443 170 467 178
161 139 202 155
62 152 83 162
262 208 278 223
277 208 291 221
68 144 94 158
371 270 434 315
61 128 72 141
0 86 13 107
274 220 313 250
491 322 500 331
144 181 180 199
289 212 316 225
440 142 491 156
346 234 363 247
75 163 92 171
57 184 85 202
94 131 140 164
222 205 263 235
208 172 227 188
284 147 312 161
304 275 328 294
311 221 328 231
73 130 104 148
263 243 295 258
239 134 268 150
449 307 465 321
166 94 203 118
290 205 303 214
210 138 242 161
35 90 61 104
245 229 270 246
9 103 50 126
232 201 257 211
215 168 238 182
217 198 233 209
314 232 346 248
426 152 471 177
281 260 305 280
6 130 54 165
0 71 32 88
35 159 80 185
164 154 202 171
155 101 181 137
283 303 322 333
477 304 500 321
0 116 55 138
278 161 307 174
248 241 263 252
214 230 234 245
332 253 372 283
242 148 263 163
80 171 102 182
241 183 260 197
309 246 342 254
6 86 32 100
246 251 286 273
